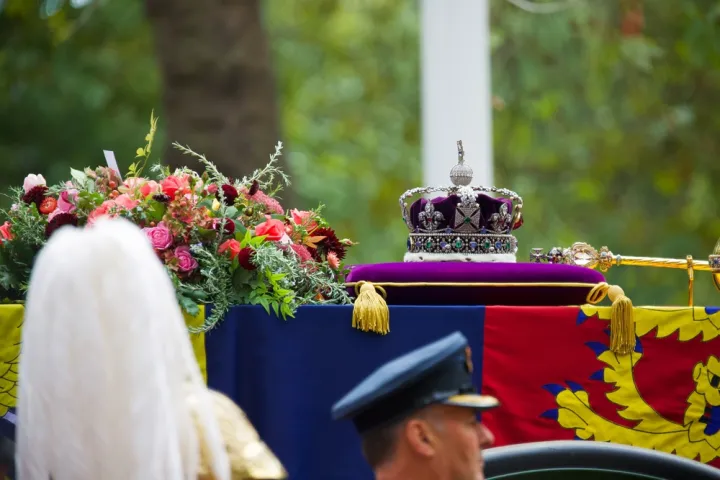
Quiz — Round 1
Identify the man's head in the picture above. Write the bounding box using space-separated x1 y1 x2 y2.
332 332 499 480
361 403 495 480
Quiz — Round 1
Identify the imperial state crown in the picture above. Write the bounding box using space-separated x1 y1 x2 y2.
400 141 523 262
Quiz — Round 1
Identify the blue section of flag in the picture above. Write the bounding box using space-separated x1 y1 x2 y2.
206 305 487 480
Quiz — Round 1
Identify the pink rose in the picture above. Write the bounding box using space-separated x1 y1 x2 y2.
140 180 160 198
123 177 145 190
87 200 115 225
113 194 139 211
254 216 286 242
291 209 317 232
174 245 198 273
23 174 46 194
143 222 173 250
57 189 78 213
86 195 138 225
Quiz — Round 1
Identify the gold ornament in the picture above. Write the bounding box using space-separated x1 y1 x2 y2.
189 389 287 480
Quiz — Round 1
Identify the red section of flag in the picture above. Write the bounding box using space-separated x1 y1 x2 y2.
480 306 720 468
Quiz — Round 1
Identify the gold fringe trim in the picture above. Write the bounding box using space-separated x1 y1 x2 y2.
345 281 634 352
351 281 390 335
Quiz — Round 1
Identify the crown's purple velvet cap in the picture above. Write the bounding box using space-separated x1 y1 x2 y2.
409 194 516 232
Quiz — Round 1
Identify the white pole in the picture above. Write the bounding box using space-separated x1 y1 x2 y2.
421 0 493 188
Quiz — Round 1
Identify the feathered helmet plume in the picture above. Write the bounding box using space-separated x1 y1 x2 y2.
16 218 285 480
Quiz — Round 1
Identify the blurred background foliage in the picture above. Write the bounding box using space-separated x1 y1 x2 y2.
0 0 718 305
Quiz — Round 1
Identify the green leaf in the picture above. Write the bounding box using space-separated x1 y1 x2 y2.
197 198 215 209
189 289 208 301
232 267 253 289
225 206 239 218
249 235 267 246
239 229 253 248
270 214 287 221
145 200 166 222
70 168 88 184
178 295 200 316
271 301 280 316
197 227 216 239
233 220 247 237
258 297 271 314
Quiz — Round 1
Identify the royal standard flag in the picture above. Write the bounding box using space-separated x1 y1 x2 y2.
480 305 720 468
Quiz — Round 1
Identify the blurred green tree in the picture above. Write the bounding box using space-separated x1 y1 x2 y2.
0 0 161 194
489 0 720 305
145 0 284 181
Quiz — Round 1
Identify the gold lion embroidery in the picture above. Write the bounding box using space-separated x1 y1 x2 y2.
543 306 720 464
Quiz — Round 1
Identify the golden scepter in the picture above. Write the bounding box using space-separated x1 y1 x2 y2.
530 239 720 306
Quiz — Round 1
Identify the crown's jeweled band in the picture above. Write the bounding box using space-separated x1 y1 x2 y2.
407 232 518 256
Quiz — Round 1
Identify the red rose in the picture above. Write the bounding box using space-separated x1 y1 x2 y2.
0 221 13 242
160 175 190 198
218 239 241 259
254 216 285 242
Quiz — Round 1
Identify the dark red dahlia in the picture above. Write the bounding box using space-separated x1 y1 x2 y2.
45 212 79 238
218 184 239 206
248 180 260 196
213 218 235 235
22 185 48 207
311 227 347 261
237 247 256 270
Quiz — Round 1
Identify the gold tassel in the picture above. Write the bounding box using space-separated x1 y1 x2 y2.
607 284 635 355
352 281 390 335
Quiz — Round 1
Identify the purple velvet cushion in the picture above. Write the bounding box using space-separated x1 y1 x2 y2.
346 262 606 306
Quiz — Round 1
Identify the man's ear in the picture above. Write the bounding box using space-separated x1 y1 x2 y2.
404 417 439 457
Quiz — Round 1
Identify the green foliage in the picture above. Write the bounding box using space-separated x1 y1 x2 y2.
127 110 158 178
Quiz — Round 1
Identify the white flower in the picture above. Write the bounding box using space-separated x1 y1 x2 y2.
23 174 46 194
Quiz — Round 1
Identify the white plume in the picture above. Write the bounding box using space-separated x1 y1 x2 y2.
16 218 230 480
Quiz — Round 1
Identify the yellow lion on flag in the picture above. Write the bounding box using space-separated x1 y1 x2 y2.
0 304 21 421
546 306 720 464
